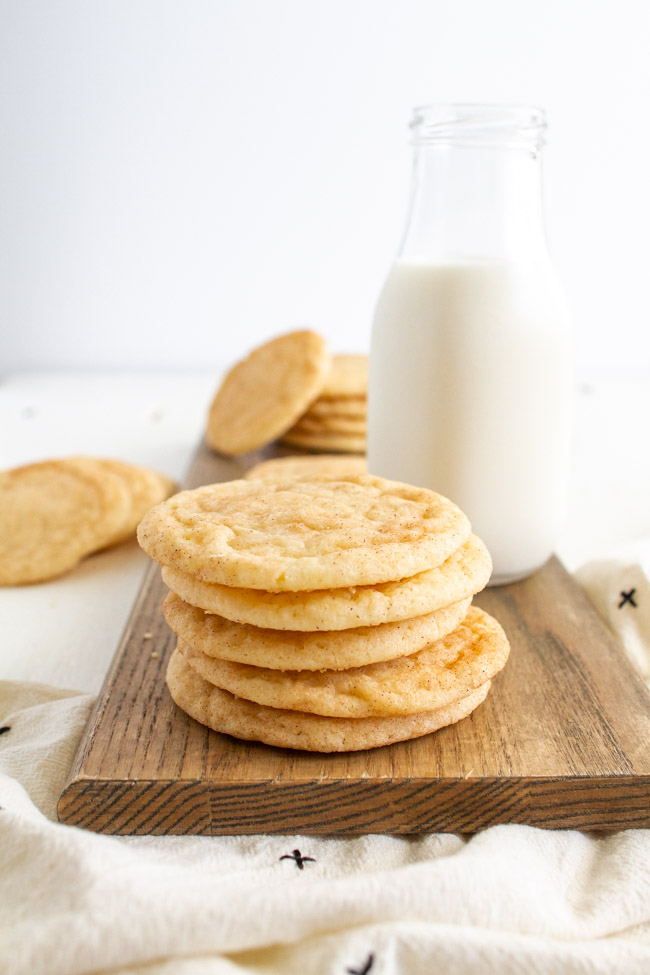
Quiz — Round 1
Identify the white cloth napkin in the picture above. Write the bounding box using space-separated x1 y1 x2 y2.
575 538 650 688
2 553 650 975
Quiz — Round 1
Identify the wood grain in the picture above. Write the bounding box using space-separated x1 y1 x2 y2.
58 441 650 834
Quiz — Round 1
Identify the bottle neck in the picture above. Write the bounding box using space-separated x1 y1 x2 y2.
399 143 548 263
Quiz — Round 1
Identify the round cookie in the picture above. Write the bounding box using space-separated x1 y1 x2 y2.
167 647 491 752
245 454 367 481
307 397 367 420
161 534 491 631
320 354 368 398
179 606 509 718
289 414 367 436
163 590 472 671
206 330 331 456
0 457 132 585
92 459 176 545
280 430 366 454
138 474 471 592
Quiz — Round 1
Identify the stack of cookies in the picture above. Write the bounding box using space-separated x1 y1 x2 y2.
137 474 509 753
206 330 367 457
0 457 175 585
244 453 366 482
280 353 367 454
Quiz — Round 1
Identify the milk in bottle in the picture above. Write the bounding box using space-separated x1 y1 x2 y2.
367 106 573 584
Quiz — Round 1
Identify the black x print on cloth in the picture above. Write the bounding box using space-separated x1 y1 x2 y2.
618 589 638 609
279 849 316 869
347 954 374 975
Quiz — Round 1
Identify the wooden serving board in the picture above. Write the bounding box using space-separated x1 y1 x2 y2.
58 441 650 834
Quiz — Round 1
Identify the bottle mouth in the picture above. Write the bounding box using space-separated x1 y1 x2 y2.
410 103 547 151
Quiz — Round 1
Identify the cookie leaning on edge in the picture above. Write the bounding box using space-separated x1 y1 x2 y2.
167 647 491 752
91 459 176 546
206 330 331 456
0 456 176 585
137 474 471 592
0 457 133 585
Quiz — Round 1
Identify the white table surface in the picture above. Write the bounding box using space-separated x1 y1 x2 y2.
1 371 649 694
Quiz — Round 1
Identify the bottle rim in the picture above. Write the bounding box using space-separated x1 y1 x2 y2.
410 103 547 151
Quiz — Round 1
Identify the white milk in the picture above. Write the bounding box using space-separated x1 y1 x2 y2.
367 259 573 584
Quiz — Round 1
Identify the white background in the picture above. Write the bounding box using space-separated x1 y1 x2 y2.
1 0 649 381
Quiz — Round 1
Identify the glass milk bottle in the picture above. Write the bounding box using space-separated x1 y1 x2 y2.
368 104 573 584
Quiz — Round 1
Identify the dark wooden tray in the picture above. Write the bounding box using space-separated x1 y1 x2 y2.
58 441 650 834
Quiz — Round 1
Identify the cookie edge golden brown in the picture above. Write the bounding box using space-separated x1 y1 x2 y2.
166 646 491 752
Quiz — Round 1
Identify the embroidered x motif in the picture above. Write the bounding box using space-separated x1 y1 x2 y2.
347 954 374 975
618 589 638 609
279 849 315 869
